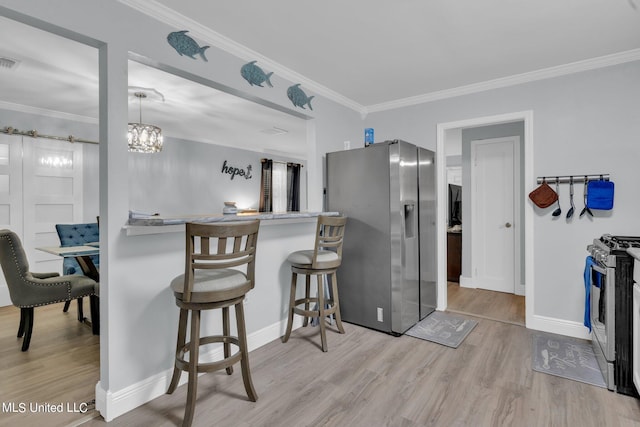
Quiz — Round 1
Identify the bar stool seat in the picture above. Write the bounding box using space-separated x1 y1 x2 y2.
287 250 340 266
167 220 260 427
282 215 347 352
170 269 250 302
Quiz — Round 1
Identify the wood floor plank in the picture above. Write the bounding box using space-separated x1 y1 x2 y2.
80 317 640 427
4 282 638 427
0 302 99 427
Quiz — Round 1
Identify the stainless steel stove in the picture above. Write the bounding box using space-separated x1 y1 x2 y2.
587 235 638 396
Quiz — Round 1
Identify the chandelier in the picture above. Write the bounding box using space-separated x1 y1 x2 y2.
128 92 163 153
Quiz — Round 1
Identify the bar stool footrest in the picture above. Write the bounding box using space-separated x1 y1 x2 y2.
293 298 337 317
175 335 243 373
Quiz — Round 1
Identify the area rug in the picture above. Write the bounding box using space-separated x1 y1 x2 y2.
531 332 606 388
405 311 478 348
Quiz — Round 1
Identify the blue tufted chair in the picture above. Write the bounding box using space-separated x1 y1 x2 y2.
55 223 99 320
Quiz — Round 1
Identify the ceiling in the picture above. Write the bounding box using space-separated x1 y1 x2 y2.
0 1 639 154
148 0 640 107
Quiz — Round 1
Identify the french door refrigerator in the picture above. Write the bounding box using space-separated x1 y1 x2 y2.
326 139 436 335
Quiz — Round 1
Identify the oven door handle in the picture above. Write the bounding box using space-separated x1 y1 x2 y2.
592 264 607 275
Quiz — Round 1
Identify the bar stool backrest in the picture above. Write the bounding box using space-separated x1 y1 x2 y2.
183 220 260 303
312 215 347 270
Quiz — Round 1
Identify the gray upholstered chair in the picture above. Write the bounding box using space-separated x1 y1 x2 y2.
55 222 99 320
166 220 260 427
282 215 347 352
0 229 98 351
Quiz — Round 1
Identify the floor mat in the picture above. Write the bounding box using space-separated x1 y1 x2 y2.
405 311 478 348
531 331 606 388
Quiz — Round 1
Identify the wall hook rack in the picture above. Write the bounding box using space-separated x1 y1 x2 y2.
536 174 610 185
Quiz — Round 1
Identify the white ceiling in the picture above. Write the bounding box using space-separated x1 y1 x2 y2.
149 0 640 107
1 1 639 154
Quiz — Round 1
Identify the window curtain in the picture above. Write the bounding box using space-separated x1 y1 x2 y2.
271 162 288 213
287 163 301 211
259 159 273 212
259 159 301 212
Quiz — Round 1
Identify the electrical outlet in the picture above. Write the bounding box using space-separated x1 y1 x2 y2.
344 140 351 150
377 307 383 322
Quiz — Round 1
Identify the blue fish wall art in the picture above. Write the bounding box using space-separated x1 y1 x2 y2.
287 84 314 110
241 61 274 87
167 30 210 62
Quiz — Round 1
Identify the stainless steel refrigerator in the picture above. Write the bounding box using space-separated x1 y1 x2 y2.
326 139 437 335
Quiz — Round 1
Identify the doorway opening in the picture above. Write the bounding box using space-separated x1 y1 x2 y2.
436 111 534 327
0 12 101 426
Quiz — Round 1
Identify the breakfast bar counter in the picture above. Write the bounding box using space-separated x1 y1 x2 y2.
124 211 339 236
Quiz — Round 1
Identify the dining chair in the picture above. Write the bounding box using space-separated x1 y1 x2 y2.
0 229 99 351
55 222 99 321
166 220 260 427
282 215 347 352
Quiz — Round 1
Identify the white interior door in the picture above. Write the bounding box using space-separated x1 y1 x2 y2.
22 137 83 274
0 135 24 306
471 136 519 294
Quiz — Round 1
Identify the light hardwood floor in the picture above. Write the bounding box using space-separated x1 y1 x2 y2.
447 281 526 326
82 317 639 426
3 296 640 427
0 302 99 427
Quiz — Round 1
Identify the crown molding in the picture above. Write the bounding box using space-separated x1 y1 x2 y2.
0 100 98 124
366 48 640 114
118 0 366 115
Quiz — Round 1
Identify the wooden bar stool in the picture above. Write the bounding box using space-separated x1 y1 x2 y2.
282 215 347 352
167 220 260 427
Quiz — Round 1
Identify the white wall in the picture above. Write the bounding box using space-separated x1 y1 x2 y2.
128 136 307 215
366 60 640 329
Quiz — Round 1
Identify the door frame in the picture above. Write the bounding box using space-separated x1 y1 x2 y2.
436 111 534 327
470 136 522 295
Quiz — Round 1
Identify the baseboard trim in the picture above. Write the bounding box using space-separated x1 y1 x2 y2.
95 316 303 422
459 276 475 288
527 314 591 340
515 284 525 296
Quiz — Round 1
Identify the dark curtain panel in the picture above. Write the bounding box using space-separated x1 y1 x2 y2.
259 159 273 212
287 163 301 212
260 159 301 212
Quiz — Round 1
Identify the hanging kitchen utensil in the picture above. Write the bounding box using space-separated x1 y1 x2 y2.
528 179 558 209
579 176 594 217
552 179 561 217
586 176 614 210
566 176 575 219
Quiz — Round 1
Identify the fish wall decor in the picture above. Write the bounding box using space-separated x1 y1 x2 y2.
167 30 210 62
241 61 274 87
287 84 314 110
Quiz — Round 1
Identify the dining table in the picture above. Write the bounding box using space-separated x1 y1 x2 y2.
36 243 100 334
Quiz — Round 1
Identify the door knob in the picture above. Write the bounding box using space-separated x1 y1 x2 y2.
505 222 512 228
